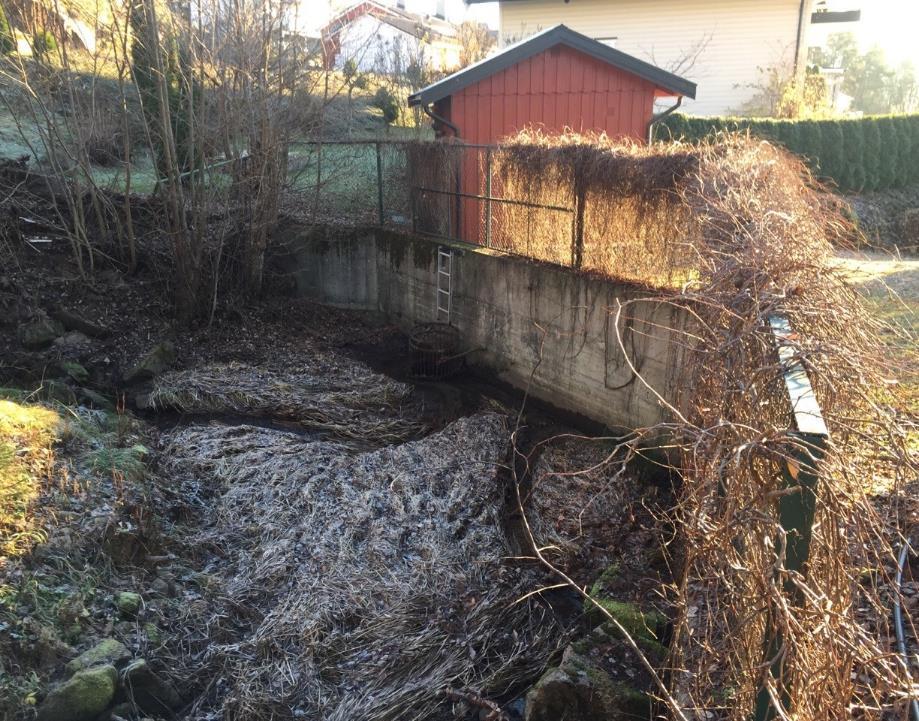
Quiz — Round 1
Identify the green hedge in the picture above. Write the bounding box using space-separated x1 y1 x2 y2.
655 113 919 192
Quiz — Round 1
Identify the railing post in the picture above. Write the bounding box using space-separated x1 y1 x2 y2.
485 146 492 248
572 181 585 269
754 316 830 721
375 141 384 226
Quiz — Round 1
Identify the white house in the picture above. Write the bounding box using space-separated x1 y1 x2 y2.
466 0 861 116
321 2 463 75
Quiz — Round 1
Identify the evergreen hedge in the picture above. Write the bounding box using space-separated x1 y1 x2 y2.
656 113 919 192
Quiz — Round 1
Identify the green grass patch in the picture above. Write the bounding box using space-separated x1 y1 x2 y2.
0 399 60 558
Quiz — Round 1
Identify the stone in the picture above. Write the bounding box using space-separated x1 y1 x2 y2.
115 592 142 619
148 577 175 598
36 664 118 721
60 361 90 383
53 331 96 359
65 639 132 676
107 701 135 720
143 623 161 645
20 316 65 349
121 659 182 716
123 342 176 384
41 379 78 406
79 387 116 410
51 307 111 338
524 650 648 721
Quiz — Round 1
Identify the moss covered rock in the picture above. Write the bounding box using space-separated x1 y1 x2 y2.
19 316 64 349
585 565 667 644
123 341 177 383
65 638 131 675
115 591 142 618
525 649 648 721
36 664 117 721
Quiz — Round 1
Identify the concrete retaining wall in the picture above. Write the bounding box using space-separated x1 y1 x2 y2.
290 226 690 430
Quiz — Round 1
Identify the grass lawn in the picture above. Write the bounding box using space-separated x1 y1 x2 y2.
832 251 919 416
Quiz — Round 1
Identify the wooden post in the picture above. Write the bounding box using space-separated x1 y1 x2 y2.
572 180 586 269
485 146 493 248
375 142 384 226
754 317 830 721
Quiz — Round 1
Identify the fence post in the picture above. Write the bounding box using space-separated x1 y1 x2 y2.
485 146 492 248
572 181 585 269
754 316 830 721
375 142 384 226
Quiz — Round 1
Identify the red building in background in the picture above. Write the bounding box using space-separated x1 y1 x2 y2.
408 24 696 145
407 25 696 243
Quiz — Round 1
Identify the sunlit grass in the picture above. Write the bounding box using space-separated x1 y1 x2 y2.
0 399 60 558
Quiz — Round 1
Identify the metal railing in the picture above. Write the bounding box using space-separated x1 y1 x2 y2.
286 140 581 267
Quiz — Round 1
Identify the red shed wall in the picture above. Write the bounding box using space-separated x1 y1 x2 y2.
450 44 660 145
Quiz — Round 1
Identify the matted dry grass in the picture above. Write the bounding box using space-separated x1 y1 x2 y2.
160 411 568 721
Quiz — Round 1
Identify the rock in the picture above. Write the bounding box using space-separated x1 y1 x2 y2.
121 659 182 716
123 342 176 384
524 650 648 721
66 639 132 676
51 307 111 338
148 577 175 598
53 331 97 360
115 592 142 619
143 623 161 645
78 387 116 410
61 360 90 383
107 701 135 720
40 379 78 405
20 316 64 349
36 664 118 721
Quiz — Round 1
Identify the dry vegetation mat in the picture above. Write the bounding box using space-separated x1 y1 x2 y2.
161 412 566 720
144 360 424 444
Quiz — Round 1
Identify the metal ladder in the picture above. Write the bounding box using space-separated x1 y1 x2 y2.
436 247 452 323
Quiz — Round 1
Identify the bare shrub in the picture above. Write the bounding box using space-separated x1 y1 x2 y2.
447 130 917 718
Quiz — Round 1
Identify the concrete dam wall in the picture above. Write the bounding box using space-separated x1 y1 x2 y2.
288 226 691 430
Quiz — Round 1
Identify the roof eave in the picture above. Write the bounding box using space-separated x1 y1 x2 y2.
408 25 696 106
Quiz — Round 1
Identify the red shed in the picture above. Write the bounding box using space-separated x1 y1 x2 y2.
407 24 696 145
407 25 696 245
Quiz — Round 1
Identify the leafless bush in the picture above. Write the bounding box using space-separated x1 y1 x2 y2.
458 130 916 718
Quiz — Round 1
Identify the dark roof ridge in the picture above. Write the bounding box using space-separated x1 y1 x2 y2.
408 24 696 106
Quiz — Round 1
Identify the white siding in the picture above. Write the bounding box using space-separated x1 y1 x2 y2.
499 0 812 116
337 16 424 73
335 15 459 74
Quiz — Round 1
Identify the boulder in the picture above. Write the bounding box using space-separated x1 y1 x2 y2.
19 316 64 349
60 361 90 383
78 387 115 410
36 664 118 721
115 592 142 619
123 342 176 384
40 379 78 406
66 639 132 676
524 648 648 721
52 331 97 360
121 659 182 716
51 307 111 338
